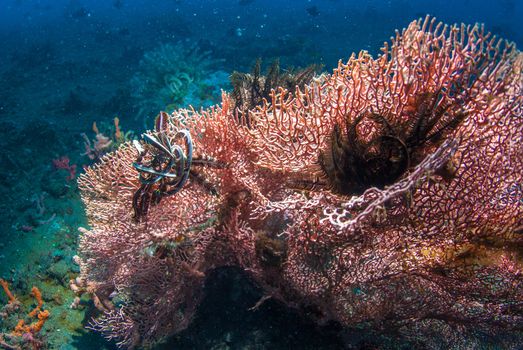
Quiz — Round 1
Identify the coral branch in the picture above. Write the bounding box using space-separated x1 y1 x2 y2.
27 287 43 318
0 279 17 304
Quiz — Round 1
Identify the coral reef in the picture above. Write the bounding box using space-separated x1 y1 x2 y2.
76 17 522 349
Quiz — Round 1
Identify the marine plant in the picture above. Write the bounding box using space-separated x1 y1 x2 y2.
76 17 522 349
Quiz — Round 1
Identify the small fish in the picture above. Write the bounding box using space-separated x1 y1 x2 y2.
306 6 320 17
70 7 90 19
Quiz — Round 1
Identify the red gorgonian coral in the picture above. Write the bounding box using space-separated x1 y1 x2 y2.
76 17 522 349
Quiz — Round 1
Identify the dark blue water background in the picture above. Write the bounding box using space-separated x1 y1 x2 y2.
1 0 522 69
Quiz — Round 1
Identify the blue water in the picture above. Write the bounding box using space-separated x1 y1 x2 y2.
0 0 521 349
1 1 522 69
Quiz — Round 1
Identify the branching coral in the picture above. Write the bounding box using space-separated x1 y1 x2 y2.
77 16 523 349
0 280 18 305
0 282 49 349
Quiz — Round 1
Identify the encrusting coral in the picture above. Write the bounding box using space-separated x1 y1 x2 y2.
76 16 522 349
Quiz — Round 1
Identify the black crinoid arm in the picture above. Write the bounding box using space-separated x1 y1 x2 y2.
319 91 466 196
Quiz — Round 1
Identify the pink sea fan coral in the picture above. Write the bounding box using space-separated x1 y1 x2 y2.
77 16 522 348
